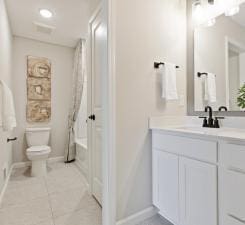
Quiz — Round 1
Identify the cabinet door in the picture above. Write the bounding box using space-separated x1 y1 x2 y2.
153 150 179 224
220 168 245 225
179 157 217 225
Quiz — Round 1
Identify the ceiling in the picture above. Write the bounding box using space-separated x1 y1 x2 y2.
6 0 91 47
232 3 245 28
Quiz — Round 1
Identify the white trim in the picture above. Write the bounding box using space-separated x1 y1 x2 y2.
102 0 116 224
0 164 14 207
12 161 31 168
225 36 230 109
225 36 245 110
116 207 158 225
12 156 65 169
87 1 117 224
47 156 64 165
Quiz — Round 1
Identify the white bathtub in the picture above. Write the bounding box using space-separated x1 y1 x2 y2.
75 138 88 182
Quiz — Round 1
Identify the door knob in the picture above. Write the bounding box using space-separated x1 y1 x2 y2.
88 114 96 121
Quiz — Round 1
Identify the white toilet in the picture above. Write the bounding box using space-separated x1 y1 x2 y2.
26 127 51 177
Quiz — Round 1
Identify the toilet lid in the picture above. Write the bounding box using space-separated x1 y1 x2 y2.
27 145 51 153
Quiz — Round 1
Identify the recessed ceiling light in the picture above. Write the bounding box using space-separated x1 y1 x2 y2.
39 9 53 18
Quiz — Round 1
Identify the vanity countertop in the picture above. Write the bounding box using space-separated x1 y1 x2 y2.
149 116 245 142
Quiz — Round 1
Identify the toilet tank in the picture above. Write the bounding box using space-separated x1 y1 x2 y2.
26 127 51 147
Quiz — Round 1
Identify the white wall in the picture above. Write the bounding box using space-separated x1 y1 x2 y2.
12 36 74 163
90 0 101 14
114 0 187 220
0 0 13 193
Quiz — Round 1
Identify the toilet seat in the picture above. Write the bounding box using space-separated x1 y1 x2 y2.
27 145 51 155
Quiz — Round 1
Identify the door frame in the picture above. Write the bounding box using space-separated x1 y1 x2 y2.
87 1 116 225
225 36 245 110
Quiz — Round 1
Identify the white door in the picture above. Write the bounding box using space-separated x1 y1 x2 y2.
90 8 103 205
179 157 217 225
152 150 179 224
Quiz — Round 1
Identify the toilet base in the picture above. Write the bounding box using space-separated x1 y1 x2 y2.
31 160 47 177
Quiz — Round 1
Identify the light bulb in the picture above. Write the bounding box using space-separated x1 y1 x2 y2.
39 9 53 18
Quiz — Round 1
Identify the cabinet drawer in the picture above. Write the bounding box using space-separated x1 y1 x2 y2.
152 132 217 163
225 216 245 225
220 143 245 171
221 169 245 222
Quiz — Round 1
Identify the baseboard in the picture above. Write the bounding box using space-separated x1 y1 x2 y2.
47 156 64 165
0 164 14 207
12 156 65 169
12 161 31 169
116 206 158 225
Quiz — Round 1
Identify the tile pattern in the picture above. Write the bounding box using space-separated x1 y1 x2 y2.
0 162 102 225
137 215 173 225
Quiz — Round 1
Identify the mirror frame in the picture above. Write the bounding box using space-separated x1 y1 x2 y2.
187 0 245 116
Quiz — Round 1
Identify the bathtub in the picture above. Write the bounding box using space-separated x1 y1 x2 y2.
75 138 88 182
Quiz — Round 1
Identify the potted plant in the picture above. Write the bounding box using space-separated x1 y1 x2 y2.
237 83 245 110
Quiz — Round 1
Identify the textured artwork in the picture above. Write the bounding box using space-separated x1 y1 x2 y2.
26 56 51 122
27 78 51 100
27 101 51 122
27 56 51 79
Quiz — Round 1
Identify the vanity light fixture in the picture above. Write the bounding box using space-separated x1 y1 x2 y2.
39 9 53 18
225 5 240 16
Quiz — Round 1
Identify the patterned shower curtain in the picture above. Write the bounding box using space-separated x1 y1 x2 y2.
65 39 86 162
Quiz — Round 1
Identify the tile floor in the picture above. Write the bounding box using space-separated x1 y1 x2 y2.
137 215 173 225
0 162 102 225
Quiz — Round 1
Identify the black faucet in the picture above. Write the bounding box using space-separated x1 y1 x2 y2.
199 106 225 128
205 106 214 127
218 106 228 112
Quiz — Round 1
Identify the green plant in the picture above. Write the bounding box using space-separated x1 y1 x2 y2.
237 83 245 109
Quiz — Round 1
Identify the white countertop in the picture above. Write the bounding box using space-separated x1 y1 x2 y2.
149 116 245 142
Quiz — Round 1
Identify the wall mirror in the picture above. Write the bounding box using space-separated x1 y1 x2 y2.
188 0 245 115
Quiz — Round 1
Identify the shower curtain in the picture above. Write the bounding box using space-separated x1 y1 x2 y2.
65 39 86 162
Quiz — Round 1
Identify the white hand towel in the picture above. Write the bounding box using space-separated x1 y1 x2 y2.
0 80 17 131
204 73 216 103
161 62 178 100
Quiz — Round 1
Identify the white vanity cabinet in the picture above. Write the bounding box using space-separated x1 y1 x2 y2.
152 131 218 225
179 157 217 225
219 143 245 225
152 150 179 224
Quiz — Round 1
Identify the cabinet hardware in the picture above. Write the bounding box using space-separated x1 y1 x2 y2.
228 166 245 175
229 214 245 223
